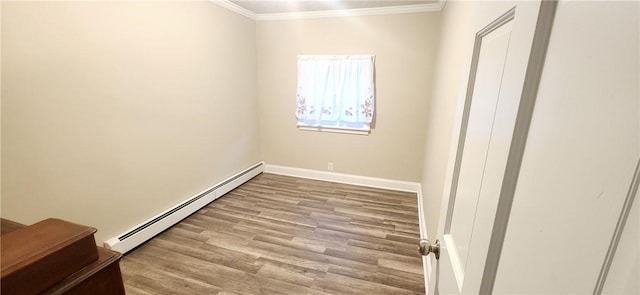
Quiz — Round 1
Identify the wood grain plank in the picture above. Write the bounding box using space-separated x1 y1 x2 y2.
328 264 425 293
311 272 419 295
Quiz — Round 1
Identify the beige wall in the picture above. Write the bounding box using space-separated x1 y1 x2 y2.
256 13 441 182
0 1 3 216
1 1 260 244
419 2 475 236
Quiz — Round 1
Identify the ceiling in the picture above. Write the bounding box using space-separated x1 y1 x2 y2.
228 0 439 15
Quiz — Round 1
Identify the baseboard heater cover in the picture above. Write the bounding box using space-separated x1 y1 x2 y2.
104 161 264 254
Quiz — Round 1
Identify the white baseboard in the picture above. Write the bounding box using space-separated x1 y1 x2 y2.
264 164 421 193
264 163 428 236
264 164 429 238
264 164 431 294
104 162 264 254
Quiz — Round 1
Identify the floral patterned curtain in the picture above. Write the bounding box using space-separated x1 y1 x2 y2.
296 55 375 128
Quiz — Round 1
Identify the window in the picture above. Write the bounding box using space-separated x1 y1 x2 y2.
296 55 375 134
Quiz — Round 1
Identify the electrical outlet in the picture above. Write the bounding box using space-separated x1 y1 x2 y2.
327 163 334 171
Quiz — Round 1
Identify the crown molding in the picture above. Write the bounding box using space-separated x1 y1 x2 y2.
211 0 445 21
256 1 445 21
212 0 257 20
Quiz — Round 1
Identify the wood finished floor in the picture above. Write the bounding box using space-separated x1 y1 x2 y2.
120 173 425 295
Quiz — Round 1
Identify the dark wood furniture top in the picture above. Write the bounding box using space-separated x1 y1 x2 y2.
43 247 125 295
1 218 27 235
0 218 125 295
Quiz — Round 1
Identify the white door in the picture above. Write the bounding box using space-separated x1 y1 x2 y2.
428 1 639 294
491 1 639 293
429 1 552 294
428 1 554 294
601 195 639 294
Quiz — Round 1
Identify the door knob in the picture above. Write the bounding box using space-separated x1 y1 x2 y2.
419 238 440 259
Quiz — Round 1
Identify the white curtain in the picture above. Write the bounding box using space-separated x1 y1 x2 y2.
296 55 375 128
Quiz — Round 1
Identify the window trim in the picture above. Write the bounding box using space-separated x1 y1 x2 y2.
297 123 370 135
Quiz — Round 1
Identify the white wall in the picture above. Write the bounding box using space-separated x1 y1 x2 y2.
257 13 441 182
1 1 261 244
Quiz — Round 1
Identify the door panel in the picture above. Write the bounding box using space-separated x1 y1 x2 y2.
446 20 512 286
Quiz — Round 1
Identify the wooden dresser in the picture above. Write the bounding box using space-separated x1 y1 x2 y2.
0 218 126 295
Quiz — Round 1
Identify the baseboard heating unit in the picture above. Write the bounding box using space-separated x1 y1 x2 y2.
104 161 264 254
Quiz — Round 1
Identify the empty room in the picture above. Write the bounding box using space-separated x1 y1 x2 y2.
1 0 638 294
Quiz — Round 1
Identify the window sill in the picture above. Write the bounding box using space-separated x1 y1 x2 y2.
297 124 370 135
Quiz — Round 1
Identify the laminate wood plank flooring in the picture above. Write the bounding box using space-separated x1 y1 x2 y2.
120 173 425 295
